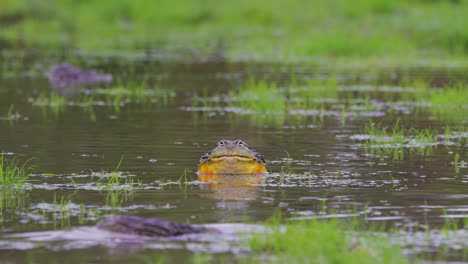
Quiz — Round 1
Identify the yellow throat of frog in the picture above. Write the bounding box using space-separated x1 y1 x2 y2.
197 156 267 174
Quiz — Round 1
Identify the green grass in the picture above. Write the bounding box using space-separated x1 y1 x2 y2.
77 203 101 225
363 120 406 145
230 79 286 113
220 73 466 128
105 189 134 212
443 126 467 145
226 78 341 126
453 153 467 173
52 194 72 228
0 154 34 187
29 80 174 118
360 120 436 158
2 0 468 61
97 171 142 190
0 188 28 224
5 104 21 123
94 156 142 190
243 218 410 264
33 92 68 115
395 83 467 123
228 79 287 126
301 78 340 104
423 85 467 122
31 194 104 228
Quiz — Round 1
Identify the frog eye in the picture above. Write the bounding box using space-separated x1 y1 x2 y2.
237 139 248 147
218 140 226 146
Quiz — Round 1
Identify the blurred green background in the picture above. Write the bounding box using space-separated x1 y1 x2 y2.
1 0 467 60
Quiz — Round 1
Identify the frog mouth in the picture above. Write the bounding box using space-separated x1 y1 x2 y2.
209 154 255 161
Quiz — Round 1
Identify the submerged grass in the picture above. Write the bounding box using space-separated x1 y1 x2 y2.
4 104 22 123
230 78 340 113
225 78 340 126
298 78 340 106
228 79 288 126
360 120 437 159
0 188 28 225
0 154 34 187
217 75 466 128
52 194 72 228
32 92 68 116
33 194 104 228
95 157 142 190
105 189 134 212
230 79 286 113
29 80 174 119
423 85 467 122
453 153 467 173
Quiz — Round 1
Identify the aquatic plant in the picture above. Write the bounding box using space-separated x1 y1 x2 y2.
96 171 136 189
228 78 342 126
358 120 437 158
105 189 134 212
453 153 467 173
278 151 295 185
225 79 290 126
178 168 190 185
363 120 406 145
4 104 21 123
53 194 72 228
95 157 142 190
230 79 286 113
29 79 174 119
443 126 467 146
28 193 107 228
0 155 34 187
423 85 467 122
301 78 339 107
77 203 102 225
31 92 68 115
0 188 29 224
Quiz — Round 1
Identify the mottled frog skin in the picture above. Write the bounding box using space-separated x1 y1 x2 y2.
197 139 267 175
46 63 112 91
97 215 218 237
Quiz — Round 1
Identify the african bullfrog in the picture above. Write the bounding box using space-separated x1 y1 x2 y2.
97 215 218 237
197 139 267 175
46 63 112 91
96 140 267 237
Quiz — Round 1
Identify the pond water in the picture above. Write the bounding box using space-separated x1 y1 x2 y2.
0 51 467 263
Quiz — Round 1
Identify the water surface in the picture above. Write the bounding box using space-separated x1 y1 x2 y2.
0 52 467 263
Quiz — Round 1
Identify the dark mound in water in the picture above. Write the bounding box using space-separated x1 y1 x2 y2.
96 215 218 237
46 63 112 91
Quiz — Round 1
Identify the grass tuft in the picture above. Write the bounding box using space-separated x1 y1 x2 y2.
423 85 467 122
95 156 142 190
0 154 34 187
245 217 410 264
230 79 286 113
360 120 436 158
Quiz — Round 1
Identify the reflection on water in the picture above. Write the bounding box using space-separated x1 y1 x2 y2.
198 173 265 200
